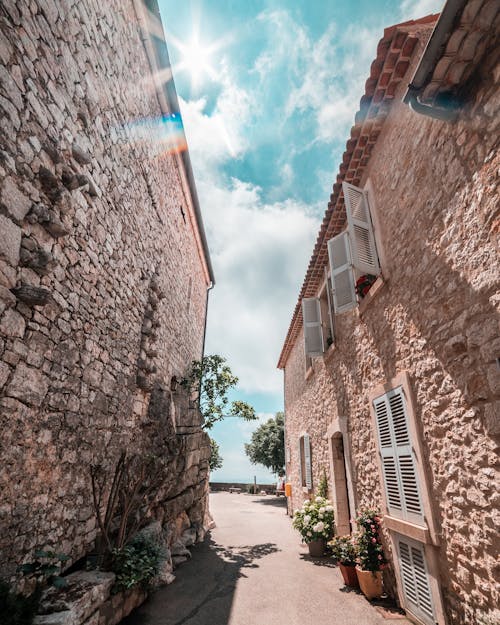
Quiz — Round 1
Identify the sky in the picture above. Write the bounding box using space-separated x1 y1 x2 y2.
158 0 443 483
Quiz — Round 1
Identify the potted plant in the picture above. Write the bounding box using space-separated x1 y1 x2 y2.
292 496 335 557
329 536 359 587
355 274 377 298
355 509 387 599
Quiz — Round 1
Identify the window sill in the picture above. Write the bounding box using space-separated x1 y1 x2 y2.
305 366 314 381
358 275 386 317
384 515 436 545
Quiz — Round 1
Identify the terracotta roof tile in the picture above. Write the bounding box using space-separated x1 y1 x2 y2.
277 15 439 370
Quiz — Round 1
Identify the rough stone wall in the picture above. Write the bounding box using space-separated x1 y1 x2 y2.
0 0 211 577
283 41 499 625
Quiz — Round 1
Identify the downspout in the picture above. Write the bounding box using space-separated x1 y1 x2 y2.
405 91 458 122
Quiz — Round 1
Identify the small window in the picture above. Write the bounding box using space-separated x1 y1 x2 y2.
327 181 381 315
298 434 312 489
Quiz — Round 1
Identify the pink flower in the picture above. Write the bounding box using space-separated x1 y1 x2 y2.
370 525 376 531
371 537 377 544
378 555 382 560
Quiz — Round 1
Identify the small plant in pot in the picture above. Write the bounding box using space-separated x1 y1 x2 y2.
355 509 387 600
292 496 334 557
329 536 359 587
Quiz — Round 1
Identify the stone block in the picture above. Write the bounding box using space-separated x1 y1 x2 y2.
0 308 25 337
0 214 21 265
7 362 49 406
0 178 31 221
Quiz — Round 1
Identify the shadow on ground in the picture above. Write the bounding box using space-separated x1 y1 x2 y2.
121 535 280 625
299 553 337 568
249 496 287 508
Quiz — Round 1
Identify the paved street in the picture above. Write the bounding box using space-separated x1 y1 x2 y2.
123 492 409 625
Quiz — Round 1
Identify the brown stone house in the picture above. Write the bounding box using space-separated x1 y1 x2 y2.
278 3 499 625
0 0 214 585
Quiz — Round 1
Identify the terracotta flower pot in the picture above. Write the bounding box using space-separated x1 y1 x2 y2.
339 563 359 587
356 567 383 599
307 538 326 557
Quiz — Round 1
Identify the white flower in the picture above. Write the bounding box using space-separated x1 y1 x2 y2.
319 513 324 519
319 507 325 514
307 531 312 537
325 505 334 512
315 496 323 503
313 521 325 533
303 515 311 525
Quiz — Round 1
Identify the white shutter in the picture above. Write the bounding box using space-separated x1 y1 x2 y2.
304 434 312 490
373 388 423 523
302 297 324 357
398 538 435 625
298 439 303 485
343 181 380 276
327 232 357 313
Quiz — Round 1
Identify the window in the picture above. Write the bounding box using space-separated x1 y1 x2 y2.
372 386 424 525
327 181 381 314
298 434 312 490
302 277 335 360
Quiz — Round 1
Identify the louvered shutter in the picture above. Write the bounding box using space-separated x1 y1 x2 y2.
302 298 324 357
373 388 423 523
327 232 357 313
304 434 312 489
298 439 303 485
398 538 435 625
343 181 380 276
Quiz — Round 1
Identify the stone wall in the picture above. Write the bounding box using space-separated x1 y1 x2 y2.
283 34 499 625
0 0 211 579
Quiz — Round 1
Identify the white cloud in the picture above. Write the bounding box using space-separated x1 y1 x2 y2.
399 0 443 20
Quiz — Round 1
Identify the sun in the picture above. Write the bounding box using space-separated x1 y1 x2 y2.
179 36 215 87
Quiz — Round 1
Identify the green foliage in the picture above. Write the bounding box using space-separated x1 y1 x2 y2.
0 580 40 625
209 438 223 471
329 536 358 566
292 496 335 543
182 355 256 430
355 509 387 572
245 483 257 494
19 551 69 589
111 534 165 593
244 412 285 476
317 472 328 498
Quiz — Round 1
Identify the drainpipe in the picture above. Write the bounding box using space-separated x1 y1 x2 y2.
403 0 468 122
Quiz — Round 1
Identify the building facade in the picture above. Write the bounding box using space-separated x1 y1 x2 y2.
279 4 499 625
0 0 213 579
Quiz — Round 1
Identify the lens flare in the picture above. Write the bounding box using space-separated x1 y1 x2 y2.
114 113 187 157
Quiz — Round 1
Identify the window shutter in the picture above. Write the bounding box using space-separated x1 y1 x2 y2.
398 538 435 625
374 395 403 517
373 389 423 523
304 434 312 490
298 439 303 485
327 232 357 313
343 181 380 276
302 297 324 357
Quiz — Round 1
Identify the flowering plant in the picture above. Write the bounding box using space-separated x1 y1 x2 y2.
329 535 357 566
355 274 377 298
292 496 335 543
355 509 387 572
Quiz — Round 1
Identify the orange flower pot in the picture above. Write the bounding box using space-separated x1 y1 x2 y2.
356 567 383 599
339 563 359 587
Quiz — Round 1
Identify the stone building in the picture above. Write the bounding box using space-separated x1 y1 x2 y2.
0 0 214 589
278 3 499 625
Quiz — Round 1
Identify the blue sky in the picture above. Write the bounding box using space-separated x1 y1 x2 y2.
158 0 442 483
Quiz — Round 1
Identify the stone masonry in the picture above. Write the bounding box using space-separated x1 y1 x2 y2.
0 0 212 582
280 12 499 625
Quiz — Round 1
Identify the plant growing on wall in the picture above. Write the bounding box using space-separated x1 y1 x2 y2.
19 551 69 589
209 438 223 471
111 534 166 593
182 355 256 430
244 412 285 476
317 471 328 498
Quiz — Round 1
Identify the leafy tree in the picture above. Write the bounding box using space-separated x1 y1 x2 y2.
209 438 223 471
245 412 285 476
182 355 256 430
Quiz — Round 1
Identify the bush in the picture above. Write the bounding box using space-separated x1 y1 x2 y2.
292 496 335 543
111 534 166 593
0 580 40 625
329 536 357 566
355 509 386 572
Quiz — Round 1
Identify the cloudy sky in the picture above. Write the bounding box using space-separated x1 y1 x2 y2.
158 0 442 483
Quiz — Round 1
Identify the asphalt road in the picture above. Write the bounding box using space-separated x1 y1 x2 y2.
122 492 410 625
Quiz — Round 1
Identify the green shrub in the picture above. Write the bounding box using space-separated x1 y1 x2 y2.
111 534 165 593
0 580 40 625
245 483 256 494
317 472 328 498
329 535 357 566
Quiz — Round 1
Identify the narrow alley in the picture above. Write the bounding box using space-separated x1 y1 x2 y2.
123 493 409 625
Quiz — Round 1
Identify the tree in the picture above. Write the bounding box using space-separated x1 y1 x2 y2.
209 438 223 471
182 354 256 430
244 412 285 476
